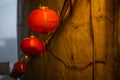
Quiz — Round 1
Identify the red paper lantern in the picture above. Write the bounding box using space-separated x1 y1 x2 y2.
20 35 45 56
10 70 21 79
28 6 60 32
13 61 28 75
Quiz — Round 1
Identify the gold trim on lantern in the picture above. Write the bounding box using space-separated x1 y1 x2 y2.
38 6 48 10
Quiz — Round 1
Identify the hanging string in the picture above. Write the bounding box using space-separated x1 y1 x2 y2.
46 0 73 46
60 0 68 20
19 53 24 61
60 0 73 21
40 0 48 6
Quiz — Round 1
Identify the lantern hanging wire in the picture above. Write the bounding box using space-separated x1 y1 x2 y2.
40 0 48 6
46 0 73 46
60 0 72 21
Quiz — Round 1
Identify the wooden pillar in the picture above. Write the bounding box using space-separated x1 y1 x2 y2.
16 0 119 80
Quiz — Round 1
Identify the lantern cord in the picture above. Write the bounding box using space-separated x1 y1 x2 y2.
28 27 34 36
19 53 24 61
90 0 96 80
40 0 48 6
60 0 72 21
30 30 34 36
46 0 72 46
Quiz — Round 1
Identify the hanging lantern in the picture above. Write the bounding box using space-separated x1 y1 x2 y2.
20 35 45 56
10 70 21 79
12 61 28 76
28 6 60 32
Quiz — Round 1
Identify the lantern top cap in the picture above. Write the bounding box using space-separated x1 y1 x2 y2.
38 6 48 10
30 35 35 38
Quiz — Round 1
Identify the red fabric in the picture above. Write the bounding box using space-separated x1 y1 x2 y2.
28 7 60 32
20 36 44 56
13 61 28 74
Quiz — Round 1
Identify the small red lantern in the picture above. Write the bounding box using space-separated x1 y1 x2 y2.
13 61 28 75
20 35 45 56
28 6 60 32
10 70 21 79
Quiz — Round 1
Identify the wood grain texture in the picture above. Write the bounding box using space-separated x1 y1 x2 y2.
18 0 120 80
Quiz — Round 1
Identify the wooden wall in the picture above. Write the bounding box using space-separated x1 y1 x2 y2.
17 0 120 80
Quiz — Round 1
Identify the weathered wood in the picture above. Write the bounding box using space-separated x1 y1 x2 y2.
17 0 120 80
91 0 108 80
48 1 92 80
113 0 120 80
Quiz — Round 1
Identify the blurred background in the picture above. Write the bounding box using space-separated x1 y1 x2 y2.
0 0 18 80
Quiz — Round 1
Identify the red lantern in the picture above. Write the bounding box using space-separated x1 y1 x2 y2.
13 61 28 75
28 6 60 32
20 35 45 56
10 70 21 79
